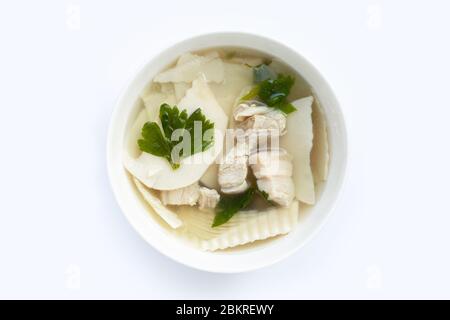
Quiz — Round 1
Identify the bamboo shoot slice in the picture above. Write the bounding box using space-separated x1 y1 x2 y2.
133 178 182 229
311 94 329 182
280 97 315 204
176 201 299 251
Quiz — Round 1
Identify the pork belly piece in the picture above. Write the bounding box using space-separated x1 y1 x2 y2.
256 176 295 207
233 102 287 136
198 187 220 209
249 149 293 179
233 101 272 121
249 149 295 207
218 155 249 194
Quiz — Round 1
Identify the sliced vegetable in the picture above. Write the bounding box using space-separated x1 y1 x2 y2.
141 91 176 122
310 94 329 182
280 96 315 204
133 178 183 229
176 201 299 251
154 54 224 83
209 62 253 115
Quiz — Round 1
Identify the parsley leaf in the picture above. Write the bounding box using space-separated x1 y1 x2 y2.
138 104 214 170
212 183 282 227
159 104 188 141
241 65 297 115
185 108 214 154
138 122 173 163
259 74 295 108
212 188 256 227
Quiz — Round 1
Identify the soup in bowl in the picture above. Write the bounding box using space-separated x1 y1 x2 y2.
107 33 347 272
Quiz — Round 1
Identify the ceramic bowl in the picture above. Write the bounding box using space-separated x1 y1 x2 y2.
107 32 347 273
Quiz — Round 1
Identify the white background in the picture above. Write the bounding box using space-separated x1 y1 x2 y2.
0 0 449 299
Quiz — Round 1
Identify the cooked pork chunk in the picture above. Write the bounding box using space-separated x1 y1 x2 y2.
249 149 293 178
234 102 286 136
239 115 279 131
257 177 295 207
160 183 200 206
218 155 249 194
233 101 272 121
233 125 280 157
198 187 220 209
229 129 259 158
265 110 287 135
221 180 250 194
238 114 286 136
249 149 295 207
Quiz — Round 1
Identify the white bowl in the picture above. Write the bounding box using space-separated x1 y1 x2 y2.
107 32 347 273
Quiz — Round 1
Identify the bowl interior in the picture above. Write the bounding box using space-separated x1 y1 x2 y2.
107 33 347 272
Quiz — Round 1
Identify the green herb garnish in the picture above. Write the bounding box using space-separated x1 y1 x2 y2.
159 103 188 142
241 64 297 114
138 103 214 169
212 185 280 227
256 189 276 206
138 122 174 167
240 85 260 101
259 74 294 105
185 108 214 154
212 188 256 227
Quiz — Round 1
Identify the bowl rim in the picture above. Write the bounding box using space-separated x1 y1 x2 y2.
106 31 348 273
